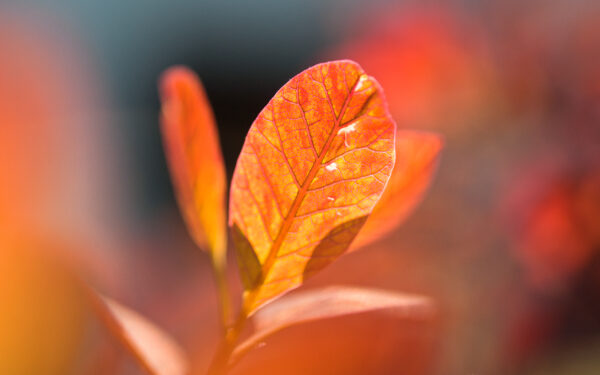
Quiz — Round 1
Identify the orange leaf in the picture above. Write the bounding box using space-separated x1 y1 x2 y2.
352 130 443 250
231 286 434 366
159 66 227 256
229 60 396 314
89 292 189 375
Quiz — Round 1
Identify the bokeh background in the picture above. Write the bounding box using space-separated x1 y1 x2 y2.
1 0 599 374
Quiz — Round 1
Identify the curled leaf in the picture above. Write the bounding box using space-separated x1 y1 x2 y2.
231 286 434 365
352 130 443 250
89 292 188 375
229 60 396 313
159 66 227 256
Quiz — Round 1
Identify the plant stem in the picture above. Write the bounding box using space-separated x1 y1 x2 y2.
209 246 233 334
206 308 249 375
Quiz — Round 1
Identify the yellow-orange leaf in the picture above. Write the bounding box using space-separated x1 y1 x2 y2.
159 66 226 256
229 60 396 314
352 130 443 250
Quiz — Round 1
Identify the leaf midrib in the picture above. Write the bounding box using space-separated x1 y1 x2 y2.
243 73 365 311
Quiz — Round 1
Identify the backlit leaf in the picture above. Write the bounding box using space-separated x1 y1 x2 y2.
231 286 434 366
90 293 188 375
229 60 396 314
159 66 227 256
352 130 443 250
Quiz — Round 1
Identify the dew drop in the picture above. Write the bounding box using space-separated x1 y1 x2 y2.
326 162 337 172
337 122 356 135
338 123 356 147
327 196 335 201
354 74 369 92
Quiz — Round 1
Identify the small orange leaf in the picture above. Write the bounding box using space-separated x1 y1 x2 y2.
231 286 434 365
352 130 443 250
229 60 396 314
90 293 188 375
159 66 227 256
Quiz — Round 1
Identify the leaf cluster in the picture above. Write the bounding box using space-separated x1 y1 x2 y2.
157 60 443 374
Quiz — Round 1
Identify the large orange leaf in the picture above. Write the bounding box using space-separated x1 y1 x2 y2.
229 60 396 314
159 66 227 256
351 130 443 250
231 286 434 366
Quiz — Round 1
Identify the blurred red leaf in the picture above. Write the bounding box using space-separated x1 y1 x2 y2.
352 130 443 250
329 6 493 130
0 10 119 245
502 161 600 291
229 60 396 314
231 286 434 365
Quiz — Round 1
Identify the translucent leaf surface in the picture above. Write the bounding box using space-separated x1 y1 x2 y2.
159 66 227 255
231 286 434 365
352 130 443 249
229 60 396 313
